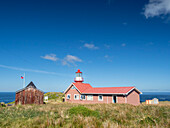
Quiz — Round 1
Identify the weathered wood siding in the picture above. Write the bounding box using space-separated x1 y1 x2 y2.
15 88 44 105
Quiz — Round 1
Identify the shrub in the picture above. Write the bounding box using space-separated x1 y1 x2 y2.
0 102 6 107
68 106 100 118
139 116 156 126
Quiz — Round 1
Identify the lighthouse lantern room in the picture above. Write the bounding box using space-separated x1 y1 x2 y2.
74 69 84 83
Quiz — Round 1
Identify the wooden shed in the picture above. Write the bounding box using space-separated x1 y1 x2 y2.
15 81 44 105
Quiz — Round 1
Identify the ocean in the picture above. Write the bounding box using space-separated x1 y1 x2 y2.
140 92 170 102
0 92 170 104
0 92 16 104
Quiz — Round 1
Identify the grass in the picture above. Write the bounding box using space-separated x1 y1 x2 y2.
68 105 100 117
7 101 15 104
0 103 169 128
44 92 64 103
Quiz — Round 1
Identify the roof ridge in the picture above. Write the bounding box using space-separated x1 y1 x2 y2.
26 81 37 89
93 86 135 88
16 86 44 94
65 83 141 94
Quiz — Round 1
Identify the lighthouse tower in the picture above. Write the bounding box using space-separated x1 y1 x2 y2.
74 69 84 83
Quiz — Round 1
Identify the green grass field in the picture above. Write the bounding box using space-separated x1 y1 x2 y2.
0 102 170 128
44 92 64 104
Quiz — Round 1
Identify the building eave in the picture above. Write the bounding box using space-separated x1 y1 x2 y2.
125 87 142 95
64 83 82 94
82 93 126 95
16 87 44 94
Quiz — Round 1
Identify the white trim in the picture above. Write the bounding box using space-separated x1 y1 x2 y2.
67 94 71 100
87 95 93 101
98 95 103 101
64 84 142 96
71 86 77 89
82 93 126 95
112 95 113 103
125 87 142 95
74 94 79 100
80 95 86 100
72 83 82 93
64 83 74 94
64 83 82 94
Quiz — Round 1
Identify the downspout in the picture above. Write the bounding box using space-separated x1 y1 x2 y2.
123 94 127 103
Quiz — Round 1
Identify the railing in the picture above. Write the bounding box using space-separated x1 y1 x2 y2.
74 78 84 82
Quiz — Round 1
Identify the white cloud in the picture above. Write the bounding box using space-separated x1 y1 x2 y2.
62 55 82 66
143 0 170 18
104 55 112 62
41 54 58 61
121 43 126 47
84 43 99 50
104 55 109 58
41 54 82 66
0 64 66 76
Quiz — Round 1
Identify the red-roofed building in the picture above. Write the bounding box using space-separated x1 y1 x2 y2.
64 69 142 105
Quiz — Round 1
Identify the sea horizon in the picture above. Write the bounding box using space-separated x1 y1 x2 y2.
1 91 170 93
0 91 170 104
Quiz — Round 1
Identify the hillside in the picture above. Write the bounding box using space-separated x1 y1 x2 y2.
44 92 64 103
0 102 169 128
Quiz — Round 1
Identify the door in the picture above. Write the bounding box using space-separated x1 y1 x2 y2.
112 95 116 103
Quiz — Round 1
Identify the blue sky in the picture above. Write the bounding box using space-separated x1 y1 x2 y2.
0 0 170 92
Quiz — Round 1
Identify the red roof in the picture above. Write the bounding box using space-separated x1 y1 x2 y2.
73 82 93 93
65 83 141 95
76 69 82 73
83 86 135 94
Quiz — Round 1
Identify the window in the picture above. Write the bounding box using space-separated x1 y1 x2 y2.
76 73 81 77
80 95 86 100
98 95 103 101
74 94 79 100
67 94 71 100
87 95 93 101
